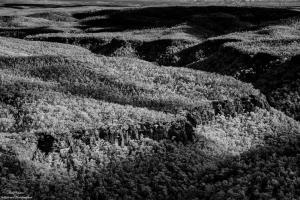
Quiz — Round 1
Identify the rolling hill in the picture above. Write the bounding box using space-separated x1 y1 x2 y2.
0 3 299 200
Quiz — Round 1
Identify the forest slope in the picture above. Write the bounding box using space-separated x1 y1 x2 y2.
0 4 299 200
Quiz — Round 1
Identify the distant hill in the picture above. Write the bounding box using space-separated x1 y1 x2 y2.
0 0 299 7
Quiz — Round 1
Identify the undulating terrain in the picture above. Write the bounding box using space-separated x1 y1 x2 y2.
0 2 299 200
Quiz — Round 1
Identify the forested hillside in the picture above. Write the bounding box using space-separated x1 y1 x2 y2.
0 3 299 200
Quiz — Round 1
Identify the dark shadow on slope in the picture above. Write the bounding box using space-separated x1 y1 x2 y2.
0 55 270 116
0 153 29 196
9 123 299 199
176 38 241 66
24 7 300 67
0 3 97 9
185 41 300 120
26 6 300 67
0 27 63 39
76 6 300 36
27 11 76 22
26 36 198 66
193 132 300 199
255 55 300 121
0 55 270 144
65 124 299 199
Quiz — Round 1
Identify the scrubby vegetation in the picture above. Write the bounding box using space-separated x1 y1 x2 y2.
0 3 299 200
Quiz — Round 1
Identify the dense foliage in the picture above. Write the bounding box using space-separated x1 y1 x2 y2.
1 109 299 200
185 18 300 120
0 5 299 200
